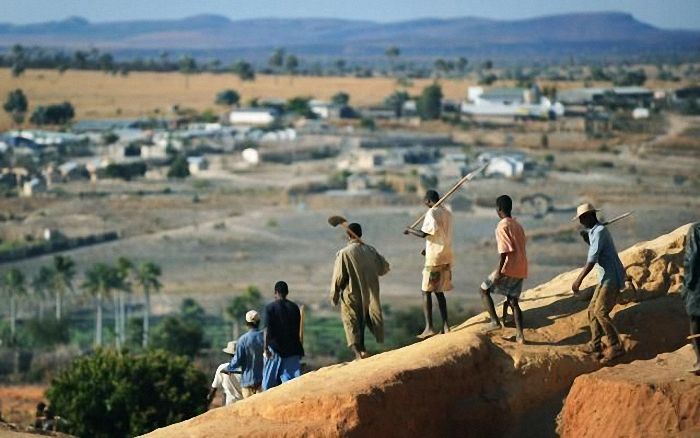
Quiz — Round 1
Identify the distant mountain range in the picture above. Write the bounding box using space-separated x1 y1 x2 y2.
0 12 698 62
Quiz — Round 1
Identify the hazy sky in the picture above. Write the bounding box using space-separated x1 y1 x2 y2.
3 0 700 29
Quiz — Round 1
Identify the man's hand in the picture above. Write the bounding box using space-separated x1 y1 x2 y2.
493 271 502 284
403 227 411 235
571 278 582 294
264 349 272 360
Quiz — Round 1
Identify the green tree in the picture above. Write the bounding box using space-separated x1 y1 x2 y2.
225 285 263 339
331 92 350 106
2 268 27 342
231 60 255 81
286 96 315 118
101 131 119 145
135 262 162 348
115 257 134 348
384 91 410 117
10 44 26 78
179 55 197 88
3 89 28 129
385 46 400 75
31 266 53 320
167 155 190 179
30 101 75 126
269 47 285 76
152 299 206 357
47 349 208 438
456 57 469 76
82 263 124 347
51 255 76 321
215 89 240 107
417 83 443 120
285 54 300 83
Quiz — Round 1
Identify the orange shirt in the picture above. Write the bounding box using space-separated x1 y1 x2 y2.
495 217 528 279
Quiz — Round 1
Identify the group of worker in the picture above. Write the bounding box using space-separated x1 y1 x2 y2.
211 190 700 406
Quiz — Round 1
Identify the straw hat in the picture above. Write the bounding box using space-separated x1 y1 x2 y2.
222 340 237 355
572 203 599 221
245 310 260 323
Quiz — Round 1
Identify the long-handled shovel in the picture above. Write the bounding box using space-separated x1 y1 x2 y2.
406 163 488 231
328 215 364 243
580 211 634 244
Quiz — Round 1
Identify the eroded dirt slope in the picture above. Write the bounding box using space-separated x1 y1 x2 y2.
558 345 700 438
143 224 692 438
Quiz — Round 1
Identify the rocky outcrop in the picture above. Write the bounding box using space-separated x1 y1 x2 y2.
143 224 692 438
558 345 700 438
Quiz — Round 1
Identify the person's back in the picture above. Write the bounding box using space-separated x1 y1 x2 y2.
340 241 389 287
423 205 453 266
588 223 625 287
228 314 265 397
265 298 304 358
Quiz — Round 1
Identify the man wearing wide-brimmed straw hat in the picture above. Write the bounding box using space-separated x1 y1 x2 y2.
206 340 243 408
571 203 626 364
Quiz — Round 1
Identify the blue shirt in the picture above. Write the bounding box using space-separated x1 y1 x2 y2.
587 223 626 287
227 329 264 387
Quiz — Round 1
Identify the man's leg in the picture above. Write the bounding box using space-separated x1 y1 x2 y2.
595 283 624 363
480 287 501 329
280 355 302 382
435 292 449 333
690 316 700 373
585 285 605 353
507 296 525 343
594 283 622 347
418 291 436 338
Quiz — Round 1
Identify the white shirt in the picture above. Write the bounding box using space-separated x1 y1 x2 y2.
211 362 243 405
421 205 453 266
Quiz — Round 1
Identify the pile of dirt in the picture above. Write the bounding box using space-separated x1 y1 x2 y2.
143 224 693 438
558 345 700 438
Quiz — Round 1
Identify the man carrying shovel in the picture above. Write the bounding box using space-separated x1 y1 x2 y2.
330 222 390 360
404 190 453 338
571 203 626 364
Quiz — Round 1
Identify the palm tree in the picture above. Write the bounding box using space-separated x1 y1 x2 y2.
31 266 53 319
82 263 124 348
51 255 75 320
116 257 133 347
3 268 27 341
135 262 162 348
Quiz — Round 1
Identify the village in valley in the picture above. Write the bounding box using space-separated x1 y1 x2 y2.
1 6 700 438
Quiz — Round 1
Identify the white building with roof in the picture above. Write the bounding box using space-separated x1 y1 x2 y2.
229 108 279 126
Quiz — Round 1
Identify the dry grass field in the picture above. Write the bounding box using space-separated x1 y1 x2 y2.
0 68 473 130
1 67 691 131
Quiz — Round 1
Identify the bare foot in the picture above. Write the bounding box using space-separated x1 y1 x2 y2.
440 324 451 334
360 351 371 359
483 321 503 333
417 328 437 339
516 334 525 345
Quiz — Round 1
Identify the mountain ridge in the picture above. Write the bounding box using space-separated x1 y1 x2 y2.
0 12 698 60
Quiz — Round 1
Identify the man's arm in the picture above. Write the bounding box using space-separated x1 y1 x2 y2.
206 388 217 407
404 227 428 238
226 344 244 372
572 262 596 293
494 253 508 281
263 326 271 359
330 253 348 306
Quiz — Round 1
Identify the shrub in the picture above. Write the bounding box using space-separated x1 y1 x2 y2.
47 349 208 437
167 155 190 179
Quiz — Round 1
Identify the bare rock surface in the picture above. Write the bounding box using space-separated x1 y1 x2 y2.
558 345 700 438
143 224 692 438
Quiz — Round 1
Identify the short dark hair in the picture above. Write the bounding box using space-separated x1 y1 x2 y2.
274 280 288 297
348 222 363 237
425 190 440 203
496 195 512 214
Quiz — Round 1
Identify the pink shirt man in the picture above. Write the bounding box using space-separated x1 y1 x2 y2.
495 217 528 279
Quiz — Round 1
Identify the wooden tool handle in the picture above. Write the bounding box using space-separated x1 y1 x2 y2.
408 163 487 230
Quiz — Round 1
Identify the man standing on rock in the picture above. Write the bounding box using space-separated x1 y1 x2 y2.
331 222 390 360
263 281 304 389
571 203 626 363
682 222 700 375
404 190 453 338
479 195 528 344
